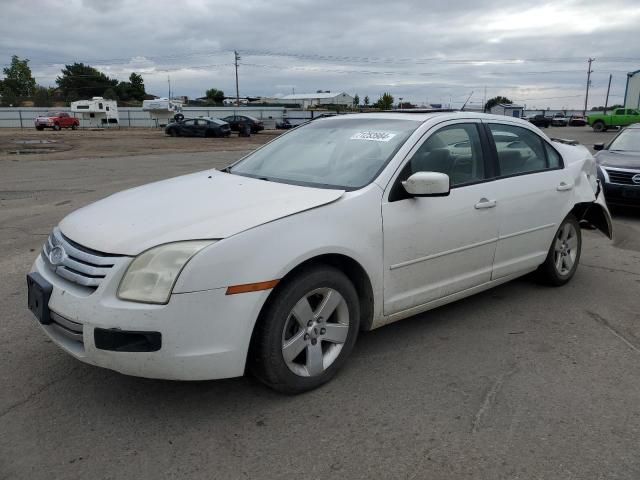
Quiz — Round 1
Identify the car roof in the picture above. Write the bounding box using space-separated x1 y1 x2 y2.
626 123 640 129
318 111 534 126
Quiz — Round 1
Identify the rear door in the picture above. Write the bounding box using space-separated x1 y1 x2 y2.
382 120 499 315
179 119 196 136
485 122 573 279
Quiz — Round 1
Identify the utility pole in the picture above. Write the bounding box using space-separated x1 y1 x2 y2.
168 75 171 100
583 57 594 116
234 50 240 106
604 73 612 114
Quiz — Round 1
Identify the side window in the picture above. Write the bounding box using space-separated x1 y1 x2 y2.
545 143 562 169
98 103 103 109
489 124 548 176
182 119 195 126
409 123 485 186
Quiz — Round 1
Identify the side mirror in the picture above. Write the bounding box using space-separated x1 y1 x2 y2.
402 172 450 197
593 143 605 151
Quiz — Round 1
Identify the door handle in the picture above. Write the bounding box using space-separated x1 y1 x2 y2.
474 198 496 209
557 182 574 191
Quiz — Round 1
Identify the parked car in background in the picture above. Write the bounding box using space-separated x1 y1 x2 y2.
588 108 640 132
276 118 294 129
528 114 551 128
569 115 587 127
594 123 640 206
34 112 79 131
220 115 264 133
551 113 569 127
28 112 612 394
165 117 231 137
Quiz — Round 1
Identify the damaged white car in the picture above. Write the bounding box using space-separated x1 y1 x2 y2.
27 112 612 393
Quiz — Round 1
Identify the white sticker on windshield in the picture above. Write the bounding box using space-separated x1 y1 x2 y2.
350 131 397 142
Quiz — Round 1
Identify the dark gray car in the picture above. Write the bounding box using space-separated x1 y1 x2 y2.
594 123 640 206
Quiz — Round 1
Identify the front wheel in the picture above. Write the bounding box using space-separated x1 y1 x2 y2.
71 124 78 130
250 265 360 394
53 124 61 131
537 215 582 286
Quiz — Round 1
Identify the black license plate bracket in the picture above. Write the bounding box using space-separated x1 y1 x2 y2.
27 272 53 325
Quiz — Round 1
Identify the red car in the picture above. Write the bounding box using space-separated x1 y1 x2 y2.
34 111 79 131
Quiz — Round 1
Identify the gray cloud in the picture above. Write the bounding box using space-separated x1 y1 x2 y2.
1 0 639 108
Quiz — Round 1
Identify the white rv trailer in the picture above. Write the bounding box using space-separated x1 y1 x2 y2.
70 97 119 128
142 98 183 127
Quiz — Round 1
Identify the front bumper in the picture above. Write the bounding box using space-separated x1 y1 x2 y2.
30 254 268 380
602 182 640 206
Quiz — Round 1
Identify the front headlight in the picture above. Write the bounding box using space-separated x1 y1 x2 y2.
117 240 215 304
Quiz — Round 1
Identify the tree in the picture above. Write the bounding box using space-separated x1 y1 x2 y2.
128 72 145 101
32 86 52 107
1 55 36 104
205 88 225 105
364 95 370 106
103 87 119 100
353 94 360 107
56 63 118 101
375 92 394 110
484 95 512 112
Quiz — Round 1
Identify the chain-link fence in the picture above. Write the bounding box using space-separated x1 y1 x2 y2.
0 107 317 129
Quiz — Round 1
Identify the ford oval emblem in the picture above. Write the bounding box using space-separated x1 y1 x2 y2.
48 245 67 266
633 174 640 185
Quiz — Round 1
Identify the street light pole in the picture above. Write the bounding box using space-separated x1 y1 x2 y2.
583 57 594 116
234 50 241 107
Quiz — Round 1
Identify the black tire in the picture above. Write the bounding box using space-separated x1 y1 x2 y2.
71 124 77 130
35 126 44 131
167 128 178 137
593 121 605 133
250 265 360 394
537 215 582 286
53 124 61 131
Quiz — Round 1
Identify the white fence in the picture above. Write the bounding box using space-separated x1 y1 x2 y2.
0 107 318 129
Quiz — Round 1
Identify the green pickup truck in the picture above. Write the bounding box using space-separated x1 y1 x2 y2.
587 108 640 132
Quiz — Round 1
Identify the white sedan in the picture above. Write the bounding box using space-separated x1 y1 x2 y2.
27 112 612 393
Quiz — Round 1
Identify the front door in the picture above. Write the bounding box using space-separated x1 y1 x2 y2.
382 121 499 315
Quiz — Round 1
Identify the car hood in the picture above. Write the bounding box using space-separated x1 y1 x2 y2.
595 150 640 169
59 170 345 255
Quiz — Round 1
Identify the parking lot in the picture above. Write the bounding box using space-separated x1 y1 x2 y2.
1 126 639 479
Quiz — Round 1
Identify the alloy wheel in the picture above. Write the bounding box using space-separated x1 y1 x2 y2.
554 222 578 275
281 287 350 377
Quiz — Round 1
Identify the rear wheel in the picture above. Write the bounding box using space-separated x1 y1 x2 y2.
593 121 605 132
250 265 360 394
537 215 581 286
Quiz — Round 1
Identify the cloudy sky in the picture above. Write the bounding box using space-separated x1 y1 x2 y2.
1 0 639 109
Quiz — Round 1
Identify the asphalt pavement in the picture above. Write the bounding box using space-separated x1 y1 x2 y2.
1 127 639 479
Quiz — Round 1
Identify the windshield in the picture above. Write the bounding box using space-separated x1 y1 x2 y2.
230 117 420 189
609 128 640 152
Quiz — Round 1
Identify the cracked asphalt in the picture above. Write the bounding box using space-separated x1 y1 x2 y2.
1 128 639 479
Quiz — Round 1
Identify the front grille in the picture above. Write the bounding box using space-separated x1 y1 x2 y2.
42 227 121 289
605 168 640 186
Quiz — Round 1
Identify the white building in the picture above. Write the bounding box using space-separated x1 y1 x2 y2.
276 92 354 109
142 98 183 127
490 103 524 118
624 70 640 109
70 97 119 127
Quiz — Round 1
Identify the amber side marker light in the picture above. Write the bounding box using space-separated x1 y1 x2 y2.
226 279 280 295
